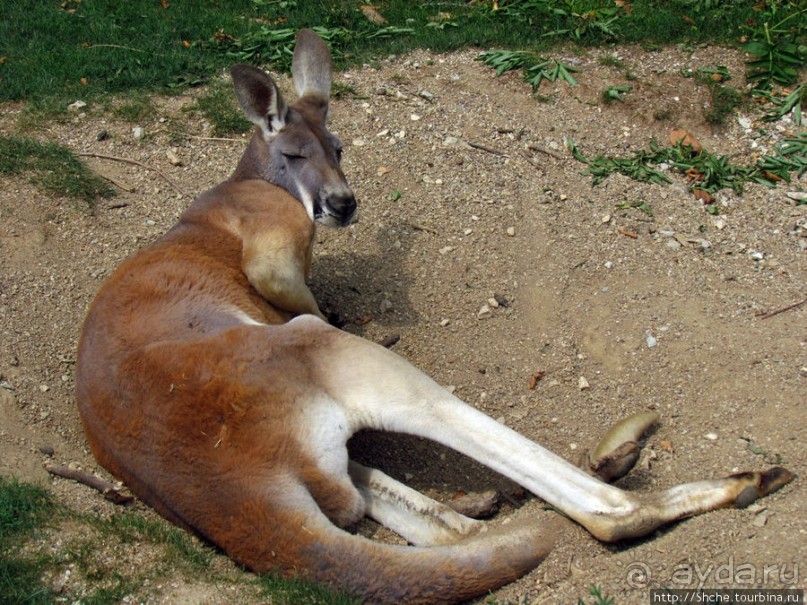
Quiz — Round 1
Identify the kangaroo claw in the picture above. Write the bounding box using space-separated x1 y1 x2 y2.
587 412 659 483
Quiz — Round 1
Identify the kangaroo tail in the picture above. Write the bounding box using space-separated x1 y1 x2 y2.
210 488 562 604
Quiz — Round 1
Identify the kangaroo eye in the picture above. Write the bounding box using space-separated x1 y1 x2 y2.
282 152 305 161
335 147 344 161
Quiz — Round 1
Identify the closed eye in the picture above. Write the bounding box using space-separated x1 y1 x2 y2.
282 152 306 161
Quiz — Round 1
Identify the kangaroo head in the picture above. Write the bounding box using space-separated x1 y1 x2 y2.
230 30 356 228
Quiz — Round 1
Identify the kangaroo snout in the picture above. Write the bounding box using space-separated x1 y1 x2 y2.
319 190 357 227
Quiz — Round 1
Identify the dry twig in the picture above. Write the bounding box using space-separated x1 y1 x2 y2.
755 296 807 320
47 464 134 504
78 152 191 199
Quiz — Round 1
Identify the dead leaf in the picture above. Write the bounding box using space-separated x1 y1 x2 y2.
658 439 675 453
693 188 714 204
80 77 88 86
376 166 391 176
685 167 705 182
614 0 633 13
160 0 169 8
0 56 6 65
618 228 638 239
354 315 373 326
360 5 387 24
528 371 545 390
761 170 783 182
682 15 696 25
182 40 191 48
669 128 703 154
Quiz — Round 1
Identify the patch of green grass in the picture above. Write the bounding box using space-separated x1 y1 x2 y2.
477 50 579 91
598 54 627 69
569 132 807 200
0 477 58 605
110 92 156 123
0 136 114 204
194 81 252 137
705 83 744 125
601 85 631 104
2 0 802 112
258 573 361 605
578 584 615 605
93 511 214 572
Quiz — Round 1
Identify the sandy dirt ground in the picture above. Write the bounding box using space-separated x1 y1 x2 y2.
1 44 804 603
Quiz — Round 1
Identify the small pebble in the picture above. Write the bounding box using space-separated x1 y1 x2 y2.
506 227 515 237
646 333 658 348
132 126 144 140
705 432 718 441
477 304 493 320
578 376 590 391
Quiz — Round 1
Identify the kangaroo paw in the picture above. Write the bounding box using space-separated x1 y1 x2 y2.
730 467 795 508
587 412 659 483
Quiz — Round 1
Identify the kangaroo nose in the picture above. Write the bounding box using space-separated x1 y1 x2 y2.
330 193 357 223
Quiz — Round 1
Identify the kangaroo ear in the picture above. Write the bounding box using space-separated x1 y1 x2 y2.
231 64 288 137
291 29 333 102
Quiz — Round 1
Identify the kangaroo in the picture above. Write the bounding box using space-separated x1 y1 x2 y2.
76 30 792 604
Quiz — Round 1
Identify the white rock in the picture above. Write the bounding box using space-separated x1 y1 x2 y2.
750 251 765 261
738 116 752 129
578 376 590 391
705 432 718 441
440 318 450 327
410 114 422 121
786 191 807 202
506 227 515 237
352 138 366 147
67 100 87 111
166 149 182 166
438 245 454 255
132 126 145 140
646 333 658 348
477 304 493 320
379 299 393 313
604 261 614 269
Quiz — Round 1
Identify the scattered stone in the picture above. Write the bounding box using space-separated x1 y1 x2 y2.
712 217 727 230
379 299 393 314
602 214 611 224
132 126 145 140
604 261 614 269
705 432 718 441
578 376 590 391
418 90 434 101
750 251 765 261
39 384 49 393
96 129 109 141
752 510 769 528
166 149 182 166
646 332 658 348
506 227 515 237
487 297 500 309
493 293 509 307
67 100 87 112
38 445 55 457
477 304 493 320
440 318 450 327
786 191 807 202
352 138 366 147
410 114 422 121
438 245 454 255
